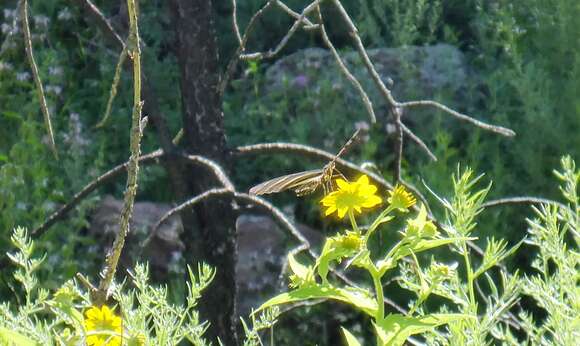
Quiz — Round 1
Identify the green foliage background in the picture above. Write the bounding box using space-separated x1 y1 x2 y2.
0 0 579 344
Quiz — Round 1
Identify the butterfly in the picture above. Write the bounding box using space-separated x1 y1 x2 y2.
249 129 363 196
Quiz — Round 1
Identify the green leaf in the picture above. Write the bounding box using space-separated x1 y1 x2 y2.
393 237 474 260
288 252 310 280
317 236 359 282
256 284 377 317
373 313 471 346
341 327 362 346
0 328 38 346
2 110 22 120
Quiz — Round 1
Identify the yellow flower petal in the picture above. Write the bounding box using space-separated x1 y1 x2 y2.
321 175 382 219
83 305 123 346
336 179 350 189
356 175 370 184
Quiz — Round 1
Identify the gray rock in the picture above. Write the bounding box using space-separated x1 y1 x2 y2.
88 196 323 315
88 195 184 276
235 214 323 315
264 44 468 108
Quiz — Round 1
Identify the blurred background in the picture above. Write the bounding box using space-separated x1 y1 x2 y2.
1 0 578 344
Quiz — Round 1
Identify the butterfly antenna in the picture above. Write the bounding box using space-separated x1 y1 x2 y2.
331 128 365 165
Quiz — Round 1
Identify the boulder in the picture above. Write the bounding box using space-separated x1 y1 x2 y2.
88 195 184 277
264 44 469 109
88 196 323 315
235 214 323 315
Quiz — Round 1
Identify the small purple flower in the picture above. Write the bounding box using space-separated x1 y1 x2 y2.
292 74 309 88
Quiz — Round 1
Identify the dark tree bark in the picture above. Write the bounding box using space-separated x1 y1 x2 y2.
169 0 239 344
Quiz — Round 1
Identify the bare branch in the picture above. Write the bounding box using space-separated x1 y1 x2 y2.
32 150 236 238
220 0 276 97
182 154 235 191
331 0 398 106
73 0 124 47
145 188 310 251
96 46 128 128
20 0 57 158
401 123 437 161
482 196 569 210
32 150 163 237
235 192 310 246
276 1 316 27
231 0 243 46
315 5 376 124
95 0 144 305
393 107 404 183
235 142 393 192
240 0 322 61
399 100 516 137
330 0 515 138
148 188 233 241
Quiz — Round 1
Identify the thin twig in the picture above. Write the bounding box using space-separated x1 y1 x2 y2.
315 5 376 124
182 154 235 191
330 0 515 138
240 0 321 61
482 196 568 210
74 0 124 47
30 150 234 238
149 186 410 316
95 0 143 305
401 123 437 162
399 100 516 137
276 1 316 27
20 0 58 158
32 150 163 237
393 107 403 183
236 192 310 246
96 46 128 128
219 0 276 97
145 188 309 250
235 142 393 192
231 0 243 46
235 142 494 275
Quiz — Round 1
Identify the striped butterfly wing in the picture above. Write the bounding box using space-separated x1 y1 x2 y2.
249 129 363 196
249 169 323 196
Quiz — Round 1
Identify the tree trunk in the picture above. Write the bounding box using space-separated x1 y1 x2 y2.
169 0 238 344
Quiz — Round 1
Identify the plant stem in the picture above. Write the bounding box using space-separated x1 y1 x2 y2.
372 272 385 324
94 0 143 305
348 210 359 232
462 244 476 308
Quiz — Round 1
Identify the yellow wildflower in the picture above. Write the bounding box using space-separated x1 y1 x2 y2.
84 305 122 346
321 175 382 218
388 184 416 211
127 333 147 346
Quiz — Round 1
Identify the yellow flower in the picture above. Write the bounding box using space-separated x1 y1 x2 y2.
321 175 382 218
84 305 122 346
388 184 416 211
127 333 147 346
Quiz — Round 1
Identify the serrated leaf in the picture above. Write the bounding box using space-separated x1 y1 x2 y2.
255 284 377 317
373 313 471 346
341 327 362 346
